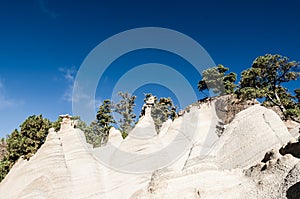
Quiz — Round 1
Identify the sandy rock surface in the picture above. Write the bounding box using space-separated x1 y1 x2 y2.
0 101 299 199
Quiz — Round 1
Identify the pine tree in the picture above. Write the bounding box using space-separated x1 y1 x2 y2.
198 64 237 95
84 120 104 148
17 115 51 160
114 92 136 138
52 116 62 132
89 99 115 146
237 54 300 119
0 115 51 182
144 94 177 132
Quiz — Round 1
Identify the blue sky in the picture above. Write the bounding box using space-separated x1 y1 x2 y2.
0 0 299 137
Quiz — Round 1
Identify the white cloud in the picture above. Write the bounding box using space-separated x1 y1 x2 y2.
71 82 102 109
59 67 76 83
62 84 73 102
58 67 77 102
59 67 102 120
0 80 20 110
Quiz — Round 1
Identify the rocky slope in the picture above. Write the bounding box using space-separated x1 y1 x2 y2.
0 98 299 199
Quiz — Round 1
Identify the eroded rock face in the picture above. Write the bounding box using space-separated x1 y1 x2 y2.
285 120 300 138
0 127 107 198
213 94 258 125
131 167 256 199
284 162 300 199
244 150 300 199
211 105 292 169
0 103 299 199
0 129 72 198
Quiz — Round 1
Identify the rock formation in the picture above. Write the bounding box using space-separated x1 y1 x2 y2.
0 99 299 198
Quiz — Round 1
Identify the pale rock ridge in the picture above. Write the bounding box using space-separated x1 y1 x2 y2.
107 127 123 147
59 125 106 198
283 162 300 199
129 105 299 198
0 102 299 198
0 128 71 198
0 122 107 198
210 105 293 169
244 151 300 199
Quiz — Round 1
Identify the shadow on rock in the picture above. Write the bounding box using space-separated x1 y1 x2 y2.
287 182 300 199
280 142 300 158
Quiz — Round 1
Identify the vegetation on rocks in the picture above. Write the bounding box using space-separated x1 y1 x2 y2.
1 53 299 184
84 92 137 145
198 64 237 95
52 117 63 132
113 92 137 139
237 54 300 119
199 54 300 120
143 93 177 132
0 115 51 182
84 99 115 148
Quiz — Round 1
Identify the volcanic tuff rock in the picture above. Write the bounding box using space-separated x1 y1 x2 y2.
0 101 299 199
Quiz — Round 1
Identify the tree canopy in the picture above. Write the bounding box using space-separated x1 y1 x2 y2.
237 54 300 119
84 99 115 147
83 92 137 145
144 94 177 132
0 115 51 182
295 88 300 103
197 54 300 119
198 64 237 95
113 92 137 138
